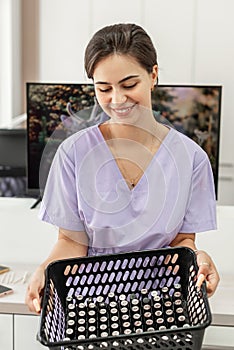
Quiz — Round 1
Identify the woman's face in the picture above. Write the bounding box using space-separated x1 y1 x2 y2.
93 54 158 123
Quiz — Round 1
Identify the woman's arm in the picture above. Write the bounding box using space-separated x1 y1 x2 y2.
170 232 220 297
25 229 88 313
40 228 89 269
170 232 196 250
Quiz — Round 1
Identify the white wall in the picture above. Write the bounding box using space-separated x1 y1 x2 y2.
38 0 197 84
39 0 91 83
142 0 197 84
194 0 234 206
0 0 22 127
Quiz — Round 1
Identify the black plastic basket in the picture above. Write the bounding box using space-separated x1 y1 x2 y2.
37 247 211 350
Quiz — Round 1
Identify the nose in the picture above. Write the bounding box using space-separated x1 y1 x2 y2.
111 88 127 105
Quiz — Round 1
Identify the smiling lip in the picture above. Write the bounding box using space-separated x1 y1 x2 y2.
111 104 136 117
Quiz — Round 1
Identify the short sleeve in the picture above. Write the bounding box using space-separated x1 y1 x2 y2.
39 142 85 231
179 154 217 233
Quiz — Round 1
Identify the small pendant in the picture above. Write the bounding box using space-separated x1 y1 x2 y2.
131 183 135 188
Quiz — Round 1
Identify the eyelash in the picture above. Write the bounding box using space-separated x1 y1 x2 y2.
124 82 137 89
99 82 137 93
99 88 111 93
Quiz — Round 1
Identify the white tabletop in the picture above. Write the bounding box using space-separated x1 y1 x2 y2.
0 263 37 315
0 198 233 326
0 197 57 265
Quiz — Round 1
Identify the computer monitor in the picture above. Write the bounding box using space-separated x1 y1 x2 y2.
0 128 27 197
26 83 221 198
0 128 27 176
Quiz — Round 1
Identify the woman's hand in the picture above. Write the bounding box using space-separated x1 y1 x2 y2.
25 229 88 313
25 266 45 314
195 250 220 297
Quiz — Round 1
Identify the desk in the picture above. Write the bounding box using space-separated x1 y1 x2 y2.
0 264 37 315
0 197 234 349
0 197 56 349
0 197 57 265
0 265 43 350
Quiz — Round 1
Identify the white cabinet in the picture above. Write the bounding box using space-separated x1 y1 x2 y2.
0 314 44 350
14 315 44 350
203 326 234 348
0 314 13 350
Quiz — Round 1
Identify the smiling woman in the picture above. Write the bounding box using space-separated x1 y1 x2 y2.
25 23 220 314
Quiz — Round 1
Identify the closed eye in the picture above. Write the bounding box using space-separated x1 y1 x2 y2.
98 82 138 93
124 82 137 89
99 87 112 93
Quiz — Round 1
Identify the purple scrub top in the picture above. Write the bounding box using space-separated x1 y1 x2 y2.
39 124 217 256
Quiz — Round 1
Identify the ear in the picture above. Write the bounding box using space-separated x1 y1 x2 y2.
151 65 158 89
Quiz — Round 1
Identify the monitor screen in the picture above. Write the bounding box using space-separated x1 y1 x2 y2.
26 83 221 198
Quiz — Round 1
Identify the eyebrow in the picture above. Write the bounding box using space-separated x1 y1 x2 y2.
95 75 139 85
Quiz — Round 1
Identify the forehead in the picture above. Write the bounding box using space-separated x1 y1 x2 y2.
93 54 147 83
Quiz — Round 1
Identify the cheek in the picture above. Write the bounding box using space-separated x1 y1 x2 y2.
94 98 108 118
95 93 110 110
95 89 105 102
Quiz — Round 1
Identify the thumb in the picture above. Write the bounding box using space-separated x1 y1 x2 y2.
196 273 206 290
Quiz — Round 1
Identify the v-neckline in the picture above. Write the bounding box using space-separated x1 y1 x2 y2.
95 123 172 192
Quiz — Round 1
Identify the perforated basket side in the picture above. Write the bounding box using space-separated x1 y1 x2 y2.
37 278 66 346
45 247 195 301
186 265 211 328
38 247 211 350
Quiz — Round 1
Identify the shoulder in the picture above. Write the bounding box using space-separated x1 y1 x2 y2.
159 126 210 171
166 126 209 168
58 124 100 155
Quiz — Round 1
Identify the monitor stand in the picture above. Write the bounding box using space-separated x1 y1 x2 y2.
30 196 42 209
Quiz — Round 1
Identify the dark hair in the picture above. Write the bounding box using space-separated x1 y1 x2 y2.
84 23 158 79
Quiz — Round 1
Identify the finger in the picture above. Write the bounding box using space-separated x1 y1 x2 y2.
206 281 217 298
33 298 41 313
197 262 210 280
25 294 41 313
199 262 210 269
205 272 220 298
196 273 206 290
25 284 42 313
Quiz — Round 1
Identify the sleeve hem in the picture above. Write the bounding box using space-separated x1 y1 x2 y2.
38 211 85 232
179 220 217 233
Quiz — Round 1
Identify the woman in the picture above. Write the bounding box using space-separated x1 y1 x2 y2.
26 23 219 313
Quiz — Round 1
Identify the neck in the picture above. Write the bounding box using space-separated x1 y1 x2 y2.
107 116 158 145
